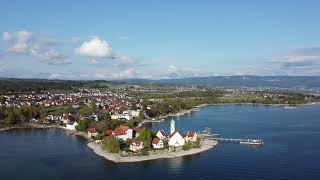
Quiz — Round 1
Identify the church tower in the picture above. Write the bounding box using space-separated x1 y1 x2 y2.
170 118 175 134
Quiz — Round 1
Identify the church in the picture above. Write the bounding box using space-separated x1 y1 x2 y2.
168 118 186 147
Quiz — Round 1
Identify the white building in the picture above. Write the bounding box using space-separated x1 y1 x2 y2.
168 119 185 147
156 130 167 140
90 114 99 121
152 138 164 149
87 128 99 138
111 114 133 121
66 121 78 131
170 118 175 134
113 126 133 141
168 131 186 147
123 110 140 117
130 140 144 152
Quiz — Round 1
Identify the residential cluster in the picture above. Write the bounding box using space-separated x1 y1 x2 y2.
0 89 132 114
81 118 198 153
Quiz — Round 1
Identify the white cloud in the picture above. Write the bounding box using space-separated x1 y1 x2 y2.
76 37 112 58
30 47 71 65
89 58 100 64
166 65 199 78
270 55 320 67
269 46 320 69
114 55 136 66
112 68 137 79
2 30 72 65
3 31 32 53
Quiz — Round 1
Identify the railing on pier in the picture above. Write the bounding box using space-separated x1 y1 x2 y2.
198 127 264 146
207 137 264 145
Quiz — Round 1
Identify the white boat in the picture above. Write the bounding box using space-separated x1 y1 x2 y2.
284 106 296 109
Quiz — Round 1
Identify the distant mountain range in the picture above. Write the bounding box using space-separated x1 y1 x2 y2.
119 76 320 89
2 76 320 90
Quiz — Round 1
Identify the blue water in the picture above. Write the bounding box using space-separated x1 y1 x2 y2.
1 105 320 180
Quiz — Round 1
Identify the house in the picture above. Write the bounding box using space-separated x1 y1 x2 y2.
112 126 133 141
168 131 186 147
123 110 140 117
129 140 144 152
152 138 164 149
184 131 198 142
87 128 99 138
30 118 38 123
111 114 133 121
156 130 167 140
46 115 54 121
90 114 99 121
66 121 78 131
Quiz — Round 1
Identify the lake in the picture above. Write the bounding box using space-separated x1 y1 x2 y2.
1 105 320 180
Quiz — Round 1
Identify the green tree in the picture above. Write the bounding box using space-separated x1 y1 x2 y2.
138 128 153 149
76 118 91 131
138 110 145 119
79 105 93 116
102 136 120 153
90 100 98 113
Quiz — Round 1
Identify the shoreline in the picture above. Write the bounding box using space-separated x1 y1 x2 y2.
0 124 91 140
1 102 319 131
2 102 320 131
87 139 218 163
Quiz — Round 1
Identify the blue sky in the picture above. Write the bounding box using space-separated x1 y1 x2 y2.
1 0 320 79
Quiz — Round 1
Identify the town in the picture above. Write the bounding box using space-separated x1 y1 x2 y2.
1 81 320 161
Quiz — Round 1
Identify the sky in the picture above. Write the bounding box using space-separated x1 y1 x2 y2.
1 0 320 80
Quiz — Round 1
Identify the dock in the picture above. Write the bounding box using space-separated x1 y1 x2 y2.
206 137 264 145
198 127 264 146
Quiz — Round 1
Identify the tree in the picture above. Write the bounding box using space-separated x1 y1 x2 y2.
89 119 123 132
66 106 76 114
138 128 153 149
138 110 145 119
90 100 99 113
102 136 120 153
79 105 93 116
4 108 16 126
0 96 6 104
76 118 91 131
182 141 193 151
99 112 111 121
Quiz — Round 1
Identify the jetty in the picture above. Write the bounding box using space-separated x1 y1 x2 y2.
207 137 264 145
198 127 264 146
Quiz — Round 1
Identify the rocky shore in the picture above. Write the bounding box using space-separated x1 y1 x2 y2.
87 139 218 163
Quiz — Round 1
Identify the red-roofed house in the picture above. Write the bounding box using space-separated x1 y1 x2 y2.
112 126 133 141
129 140 144 152
184 131 198 142
168 131 185 147
87 128 99 138
152 138 164 149
156 130 167 140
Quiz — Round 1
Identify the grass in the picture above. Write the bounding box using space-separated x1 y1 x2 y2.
218 94 258 103
46 106 69 115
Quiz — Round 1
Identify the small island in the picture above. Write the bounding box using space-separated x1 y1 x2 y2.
85 119 217 163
